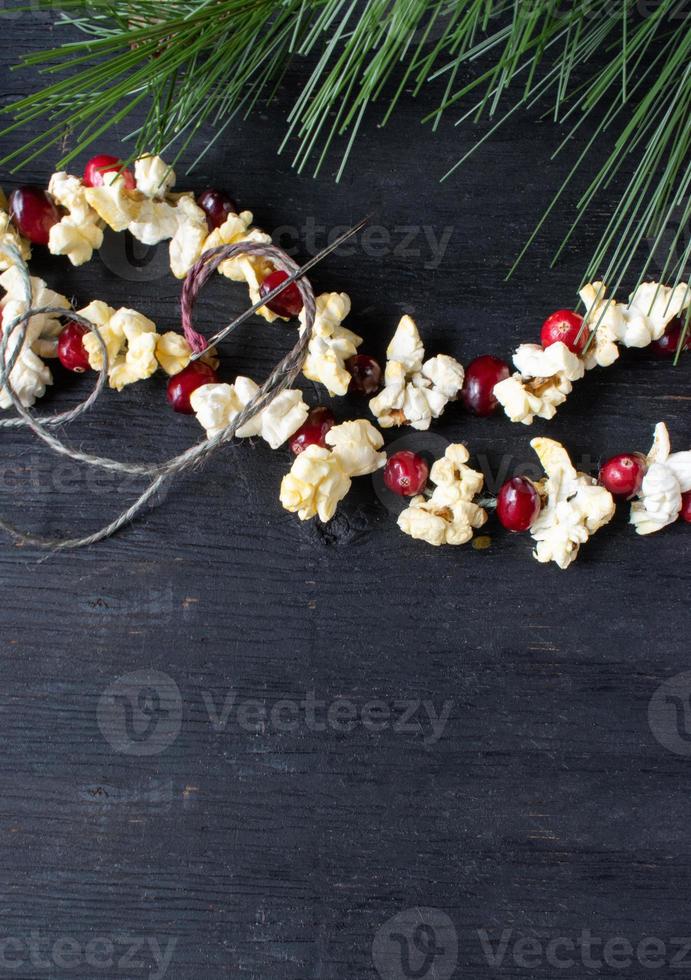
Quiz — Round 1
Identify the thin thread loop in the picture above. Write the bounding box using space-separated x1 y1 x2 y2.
0 243 316 551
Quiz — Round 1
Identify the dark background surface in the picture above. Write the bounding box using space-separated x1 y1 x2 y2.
0 10 690 980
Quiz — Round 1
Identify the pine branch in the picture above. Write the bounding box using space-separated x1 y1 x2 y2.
1 1 690 356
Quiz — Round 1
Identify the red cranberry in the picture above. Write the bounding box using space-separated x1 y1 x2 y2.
196 189 238 231
598 453 646 498
496 477 541 532
260 270 303 319
166 361 219 415
8 187 60 246
83 154 135 190
346 354 382 396
461 354 510 416
57 321 91 373
383 451 429 497
540 309 587 354
650 317 690 358
680 491 691 523
289 406 334 455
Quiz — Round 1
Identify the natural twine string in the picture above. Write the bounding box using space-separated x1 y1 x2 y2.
0 242 316 551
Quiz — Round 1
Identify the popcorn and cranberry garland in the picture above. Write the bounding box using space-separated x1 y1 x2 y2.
0 150 688 561
494 282 690 424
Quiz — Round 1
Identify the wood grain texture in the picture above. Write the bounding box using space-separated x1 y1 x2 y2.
0 12 689 980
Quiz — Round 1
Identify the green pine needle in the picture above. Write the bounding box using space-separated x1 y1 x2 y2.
2 0 690 358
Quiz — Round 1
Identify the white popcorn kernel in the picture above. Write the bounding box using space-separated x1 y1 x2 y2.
630 422 691 535
49 218 103 267
279 445 351 522
420 354 465 398
325 419 385 477
191 376 308 448
84 174 140 232
203 211 274 317
168 195 209 279
128 198 180 245
134 155 176 197
0 203 31 270
398 496 486 546
0 269 70 409
494 339 585 426
578 282 624 368
369 316 463 430
513 341 585 382
189 383 240 438
0 347 52 410
79 300 120 371
48 172 104 266
78 303 158 389
626 281 690 344
0 267 70 340
386 314 424 373
429 443 484 498
493 371 572 425
256 388 310 450
580 280 691 364
529 437 615 569
155 332 194 375
298 292 362 396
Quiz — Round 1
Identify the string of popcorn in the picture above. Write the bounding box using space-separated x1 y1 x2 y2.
0 152 688 561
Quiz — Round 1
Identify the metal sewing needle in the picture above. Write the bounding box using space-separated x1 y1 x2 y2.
189 213 372 358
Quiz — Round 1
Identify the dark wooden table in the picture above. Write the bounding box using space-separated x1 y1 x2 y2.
1 12 689 980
